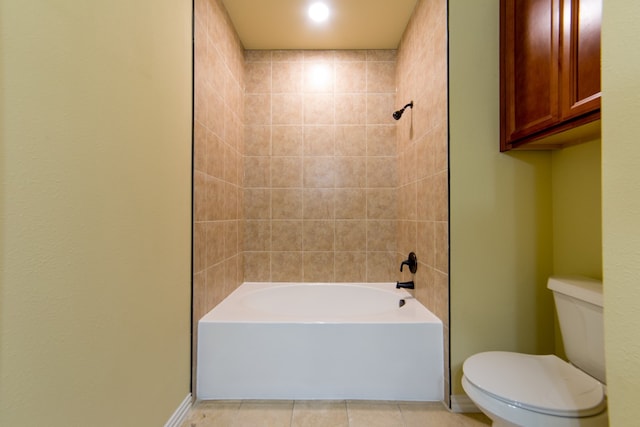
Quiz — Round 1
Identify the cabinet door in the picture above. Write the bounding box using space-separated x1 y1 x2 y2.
560 0 602 120
501 0 561 150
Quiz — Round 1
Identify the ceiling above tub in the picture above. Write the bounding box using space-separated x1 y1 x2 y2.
220 0 419 50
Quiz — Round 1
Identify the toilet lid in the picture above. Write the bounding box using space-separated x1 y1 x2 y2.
463 351 606 417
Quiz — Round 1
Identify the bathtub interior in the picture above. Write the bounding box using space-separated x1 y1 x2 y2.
202 282 440 323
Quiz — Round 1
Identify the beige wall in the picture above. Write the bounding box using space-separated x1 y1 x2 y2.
192 0 245 385
602 0 640 424
395 0 449 401
0 0 192 425
550 138 603 355
449 0 556 397
551 138 602 279
243 49 399 282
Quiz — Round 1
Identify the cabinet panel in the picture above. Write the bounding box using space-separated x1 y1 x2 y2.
560 0 602 119
501 0 560 149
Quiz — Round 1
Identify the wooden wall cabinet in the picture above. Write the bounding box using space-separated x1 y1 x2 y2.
500 0 602 152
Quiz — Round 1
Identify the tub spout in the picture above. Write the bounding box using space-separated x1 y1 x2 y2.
396 280 414 289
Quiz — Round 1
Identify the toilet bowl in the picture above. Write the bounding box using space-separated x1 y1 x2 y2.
462 351 607 426
462 277 608 426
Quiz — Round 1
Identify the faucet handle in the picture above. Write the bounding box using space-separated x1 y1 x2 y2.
400 252 418 274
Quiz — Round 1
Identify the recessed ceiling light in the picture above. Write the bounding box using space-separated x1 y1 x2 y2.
308 2 330 23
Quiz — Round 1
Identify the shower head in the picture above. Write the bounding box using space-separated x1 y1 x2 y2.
393 101 414 120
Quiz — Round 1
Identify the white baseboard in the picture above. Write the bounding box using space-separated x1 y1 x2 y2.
450 394 481 413
164 393 193 427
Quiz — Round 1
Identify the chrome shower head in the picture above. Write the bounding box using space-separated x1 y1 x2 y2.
392 101 414 120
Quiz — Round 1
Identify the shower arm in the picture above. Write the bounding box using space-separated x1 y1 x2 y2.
392 101 414 120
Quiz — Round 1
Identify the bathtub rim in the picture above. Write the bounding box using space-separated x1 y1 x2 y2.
199 281 442 325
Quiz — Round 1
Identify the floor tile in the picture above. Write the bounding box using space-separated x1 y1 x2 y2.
180 400 241 427
346 401 404 427
399 402 490 427
182 399 491 427
291 400 349 427
233 400 294 427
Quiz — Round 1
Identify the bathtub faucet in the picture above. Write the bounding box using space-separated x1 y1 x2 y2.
400 252 418 274
396 280 415 289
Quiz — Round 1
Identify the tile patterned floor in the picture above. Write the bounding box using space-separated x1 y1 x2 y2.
181 400 491 427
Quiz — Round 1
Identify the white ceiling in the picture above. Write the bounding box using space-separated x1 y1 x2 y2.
221 0 419 50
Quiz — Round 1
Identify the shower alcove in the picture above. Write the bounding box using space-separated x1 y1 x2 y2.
192 0 449 403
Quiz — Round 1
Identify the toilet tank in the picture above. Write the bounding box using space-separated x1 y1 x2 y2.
548 276 606 384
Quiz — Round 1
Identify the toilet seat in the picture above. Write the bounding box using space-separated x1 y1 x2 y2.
463 351 606 417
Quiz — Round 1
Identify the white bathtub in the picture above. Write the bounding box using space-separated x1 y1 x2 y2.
196 282 443 401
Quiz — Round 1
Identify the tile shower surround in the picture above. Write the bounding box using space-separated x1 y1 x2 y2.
396 0 449 403
193 0 449 403
243 49 400 284
192 0 245 390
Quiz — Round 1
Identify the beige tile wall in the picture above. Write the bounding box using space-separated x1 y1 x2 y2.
396 0 450 404
193 0 245 385
244 49 399 283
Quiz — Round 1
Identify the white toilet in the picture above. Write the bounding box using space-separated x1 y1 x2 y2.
462 276 608 426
